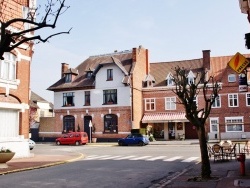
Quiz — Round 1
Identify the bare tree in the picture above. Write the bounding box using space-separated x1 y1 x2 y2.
0 0 71 60
172 66 220 179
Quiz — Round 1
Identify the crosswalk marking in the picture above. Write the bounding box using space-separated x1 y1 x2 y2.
113 155 136 160
129 156 151 160
85 155 110 160
163 156 182 161
146 156 167 161
181 157 199 162
83 155 199 163
98 156 121 160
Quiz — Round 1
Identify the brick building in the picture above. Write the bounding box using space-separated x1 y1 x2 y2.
47 46 149 141
0 0 36 157
142 50 250 141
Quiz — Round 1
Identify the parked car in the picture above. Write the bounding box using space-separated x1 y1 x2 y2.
118 133 149 146
56 132 89 146
29 139 36 150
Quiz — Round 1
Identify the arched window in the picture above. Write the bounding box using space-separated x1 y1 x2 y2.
104 114 118 133
63 115 75 132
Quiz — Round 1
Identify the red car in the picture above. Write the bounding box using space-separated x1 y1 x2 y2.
56 132 89 146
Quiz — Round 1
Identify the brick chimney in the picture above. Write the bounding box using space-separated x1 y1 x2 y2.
202 50 210 70
61 63 69 78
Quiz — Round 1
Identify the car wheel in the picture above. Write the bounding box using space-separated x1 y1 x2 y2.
56 141 61 145
118 141 124 146
139 141 144 146
75 141 80 146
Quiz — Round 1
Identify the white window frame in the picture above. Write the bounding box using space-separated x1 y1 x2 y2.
246 93 250 106
212 95 221 108
145 98 155 111
228 93 239 107
0 52 16 81
165 97 176 110
210 117 219 132
225 116 244 132
228 74 236 83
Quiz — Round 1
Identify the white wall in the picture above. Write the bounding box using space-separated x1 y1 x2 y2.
53 64 131 109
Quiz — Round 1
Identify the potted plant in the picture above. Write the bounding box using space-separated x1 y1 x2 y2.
0 147 15 168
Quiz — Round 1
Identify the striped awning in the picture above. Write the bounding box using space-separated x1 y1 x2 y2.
142 112 188 123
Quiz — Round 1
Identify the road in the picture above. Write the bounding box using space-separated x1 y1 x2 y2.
0 143 201 188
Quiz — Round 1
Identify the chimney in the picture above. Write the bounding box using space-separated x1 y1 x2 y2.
202 50 210 70
61 63 69 78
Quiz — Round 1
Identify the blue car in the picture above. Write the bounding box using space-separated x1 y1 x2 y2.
118 133 149 146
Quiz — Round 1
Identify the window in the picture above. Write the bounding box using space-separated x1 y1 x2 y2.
107 69 113 80
228 94 238 107
86 71 92 78
84 91 90 106
228 74 236 83
187 71 195 84
210 118 219 132
212 95 221 108
166 73 174 86
65 74 72 83
225 117 243 132
103 89 117 104
165 97 176 110
145 98 155 111
0 52 16 80
63 115 75 132
63 92 75 106
104 114 118 133
246 93 250 106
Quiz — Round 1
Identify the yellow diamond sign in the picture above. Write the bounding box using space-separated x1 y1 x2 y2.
228 52 250 74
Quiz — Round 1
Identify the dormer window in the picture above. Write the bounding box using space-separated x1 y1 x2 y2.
107 69 113 81
65 74 72 83
86 71 92 78
187 71 196 84
166 73 174 86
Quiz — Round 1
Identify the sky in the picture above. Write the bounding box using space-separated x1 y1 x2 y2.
31 0 250 103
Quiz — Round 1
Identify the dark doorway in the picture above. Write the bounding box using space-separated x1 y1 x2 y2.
168 122 175 139
184 122 198 139
84 116 92 139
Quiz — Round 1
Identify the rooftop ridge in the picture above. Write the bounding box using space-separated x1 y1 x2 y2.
89 50 132 58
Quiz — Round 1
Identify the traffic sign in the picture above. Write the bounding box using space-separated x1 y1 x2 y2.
228 52 250 73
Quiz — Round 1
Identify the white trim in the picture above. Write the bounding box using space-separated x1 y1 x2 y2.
246 93 250 106
209 117 219 132
0 102 29 112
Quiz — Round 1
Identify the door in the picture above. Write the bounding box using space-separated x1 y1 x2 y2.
185 122 198 139
168 122 175 139
84 116 92 140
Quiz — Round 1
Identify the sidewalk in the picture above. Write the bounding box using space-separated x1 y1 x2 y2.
0 140 249 188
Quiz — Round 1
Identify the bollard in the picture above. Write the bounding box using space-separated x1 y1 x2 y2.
237 153 246 176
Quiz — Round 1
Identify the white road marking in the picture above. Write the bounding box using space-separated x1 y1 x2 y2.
113 155 136 160
181 157 199 162
163 156 182 161
146 156 167 161
129 156 152 160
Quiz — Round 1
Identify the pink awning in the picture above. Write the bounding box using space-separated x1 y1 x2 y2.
142 112 188 123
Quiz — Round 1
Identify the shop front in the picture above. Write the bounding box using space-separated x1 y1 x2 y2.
142 112 195 140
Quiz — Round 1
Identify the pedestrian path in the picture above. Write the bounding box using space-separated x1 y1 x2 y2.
83 154 199 163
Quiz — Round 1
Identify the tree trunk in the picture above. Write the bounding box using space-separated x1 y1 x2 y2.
197 125 211 179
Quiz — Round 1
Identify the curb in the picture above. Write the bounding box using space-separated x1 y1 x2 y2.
0 152 84 176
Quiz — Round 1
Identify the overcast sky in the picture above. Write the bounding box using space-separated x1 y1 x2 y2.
31 0 250 103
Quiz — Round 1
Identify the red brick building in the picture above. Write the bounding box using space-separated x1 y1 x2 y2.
0 0 35 157
142 50 250 141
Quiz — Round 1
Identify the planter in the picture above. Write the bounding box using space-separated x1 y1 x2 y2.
0 152 15 168
92 138 97 143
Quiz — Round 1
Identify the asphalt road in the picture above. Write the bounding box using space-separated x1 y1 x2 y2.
0 143 201 188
